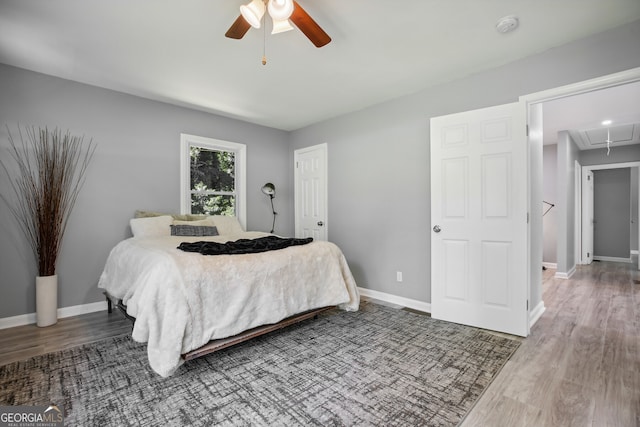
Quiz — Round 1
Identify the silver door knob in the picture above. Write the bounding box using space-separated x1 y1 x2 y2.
433 225 441 233
317 221 324 226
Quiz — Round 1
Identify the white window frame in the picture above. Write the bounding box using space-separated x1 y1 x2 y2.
180 133 246 229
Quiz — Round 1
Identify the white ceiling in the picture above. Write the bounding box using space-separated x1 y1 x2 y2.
1 0 640 131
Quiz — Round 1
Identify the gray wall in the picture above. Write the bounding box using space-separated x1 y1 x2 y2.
541 144 640 266
0 64 292 318
593 168 631 258
2 19 640 320
552 141 640 273
543 144 558 264
290 20 640 308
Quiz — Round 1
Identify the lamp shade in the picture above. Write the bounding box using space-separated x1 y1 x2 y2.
261 182 276 197
240 0 265 29
267 0 294 21
271 18 294 34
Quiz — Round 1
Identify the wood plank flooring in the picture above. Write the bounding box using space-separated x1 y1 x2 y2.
0 308 132 366
463 260 639 427
0 260 637 426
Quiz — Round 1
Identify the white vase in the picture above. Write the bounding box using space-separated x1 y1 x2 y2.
36 275 58 327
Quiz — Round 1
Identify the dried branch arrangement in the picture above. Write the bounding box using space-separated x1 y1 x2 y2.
0 125 96 276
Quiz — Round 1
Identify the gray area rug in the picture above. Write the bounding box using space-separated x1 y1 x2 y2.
0 302 519 426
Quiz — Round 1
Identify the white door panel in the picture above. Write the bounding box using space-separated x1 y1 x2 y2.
295 143 328 241
431 102 528 337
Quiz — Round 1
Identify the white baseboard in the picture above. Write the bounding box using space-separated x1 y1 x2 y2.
631 250 639 255
593 255 632 263
542 262 557 270
555 265 576 280
359 287 549 337
0 300 108 330
1 289 545 332
358 287 431 314
529 301 546 328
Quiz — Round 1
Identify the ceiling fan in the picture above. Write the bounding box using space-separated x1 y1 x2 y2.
225 0 331 48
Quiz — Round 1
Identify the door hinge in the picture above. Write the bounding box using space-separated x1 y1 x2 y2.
587 174 591 180
527 300 529 310
587 252 590 258
527 212 529 223
526 124 529 137
296 161 299 168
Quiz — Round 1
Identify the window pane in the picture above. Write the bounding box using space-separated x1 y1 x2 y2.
191 194 235 216
190 147 235 192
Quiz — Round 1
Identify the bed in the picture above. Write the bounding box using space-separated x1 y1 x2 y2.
98 213 360 377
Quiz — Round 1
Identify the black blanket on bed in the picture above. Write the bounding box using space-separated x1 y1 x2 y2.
177 235 314 255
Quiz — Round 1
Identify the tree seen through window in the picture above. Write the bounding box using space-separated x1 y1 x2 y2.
190 146 236 216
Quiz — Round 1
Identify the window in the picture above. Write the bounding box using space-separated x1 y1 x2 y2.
180 134 246 228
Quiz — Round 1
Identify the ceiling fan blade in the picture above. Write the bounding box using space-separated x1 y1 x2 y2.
225 15 251 39
290 1 331 47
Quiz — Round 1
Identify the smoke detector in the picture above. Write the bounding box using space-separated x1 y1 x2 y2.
496 15 519 34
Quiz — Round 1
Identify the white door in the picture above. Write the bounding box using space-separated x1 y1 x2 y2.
581 170 594 264
430 102 529 337
294 143 328 241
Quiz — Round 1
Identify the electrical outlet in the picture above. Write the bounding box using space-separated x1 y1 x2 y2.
396 271 403 282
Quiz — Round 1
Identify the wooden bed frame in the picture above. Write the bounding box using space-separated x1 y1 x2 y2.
104 292 333 361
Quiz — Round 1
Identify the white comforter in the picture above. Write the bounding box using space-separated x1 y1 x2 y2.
98 232 359 377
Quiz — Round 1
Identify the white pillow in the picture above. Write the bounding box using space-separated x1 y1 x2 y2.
208 215 244 235
130 215 173 238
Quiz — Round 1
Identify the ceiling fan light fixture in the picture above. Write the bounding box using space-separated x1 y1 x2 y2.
240 0 265 29
225 0 332 50
268 0 294 21
271 18 294 34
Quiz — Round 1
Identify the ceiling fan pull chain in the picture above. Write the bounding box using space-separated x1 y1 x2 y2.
262 11 267 65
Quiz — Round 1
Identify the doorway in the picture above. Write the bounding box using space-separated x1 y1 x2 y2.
522 67 640 283
580 162 640 268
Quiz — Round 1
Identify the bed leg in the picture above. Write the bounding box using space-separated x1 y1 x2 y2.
104 292 113 314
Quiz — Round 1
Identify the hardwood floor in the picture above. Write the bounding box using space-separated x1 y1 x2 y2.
0 260 638 426
463 260 639 427
0 307 132 366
